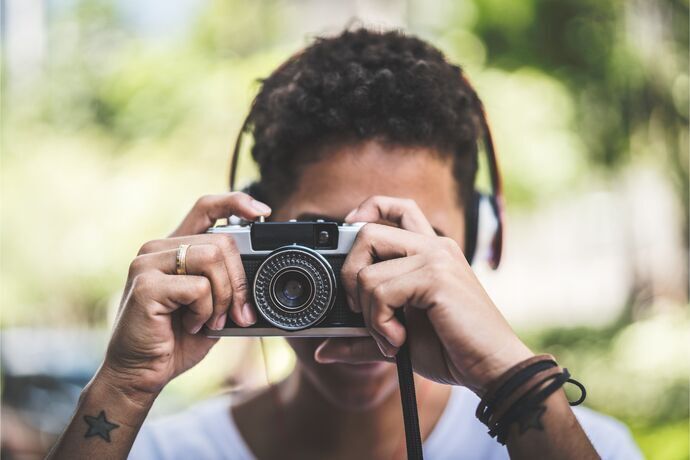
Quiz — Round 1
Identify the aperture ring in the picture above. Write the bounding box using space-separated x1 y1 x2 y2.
253 246 336 330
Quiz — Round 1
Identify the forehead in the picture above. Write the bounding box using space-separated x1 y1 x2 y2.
272 141 466 241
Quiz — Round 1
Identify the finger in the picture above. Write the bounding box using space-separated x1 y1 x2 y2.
354 256 427 357
341 224 431 311
132 245 233 330
369 267 437 348
134 272 214 334
345 196 436 236
171 192 271 237
314 338 394 364
354 254 427 313
137 234 255 327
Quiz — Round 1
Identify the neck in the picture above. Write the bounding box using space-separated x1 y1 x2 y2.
274 366 451 457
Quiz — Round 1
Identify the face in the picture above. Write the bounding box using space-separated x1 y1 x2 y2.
271 141 466 411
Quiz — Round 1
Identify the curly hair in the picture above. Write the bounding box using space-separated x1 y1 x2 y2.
236 28 488 208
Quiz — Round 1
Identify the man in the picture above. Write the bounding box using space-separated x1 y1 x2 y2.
49 29 640 459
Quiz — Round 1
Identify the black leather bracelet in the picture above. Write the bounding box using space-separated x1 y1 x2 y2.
476 355 588 446
477 359 557 425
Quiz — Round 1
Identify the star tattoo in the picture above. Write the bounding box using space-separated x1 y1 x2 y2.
518 404 547 434
83 410 120 442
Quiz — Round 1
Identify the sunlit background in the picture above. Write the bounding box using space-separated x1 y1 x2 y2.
1 0 688 458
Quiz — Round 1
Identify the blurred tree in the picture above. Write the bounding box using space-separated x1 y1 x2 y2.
191 0 285 58
467 0 688 245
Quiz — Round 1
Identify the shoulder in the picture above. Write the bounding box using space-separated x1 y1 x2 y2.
129 395 254 460
572 405 642 460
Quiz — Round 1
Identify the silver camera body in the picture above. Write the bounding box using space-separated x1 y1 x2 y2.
206 220 368 338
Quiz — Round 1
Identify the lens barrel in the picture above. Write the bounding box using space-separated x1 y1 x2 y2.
253 246 336 330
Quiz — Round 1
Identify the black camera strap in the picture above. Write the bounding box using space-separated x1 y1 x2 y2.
395 311 424 460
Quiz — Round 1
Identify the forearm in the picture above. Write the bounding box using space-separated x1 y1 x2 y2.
47 368 156 460
505 389 599 460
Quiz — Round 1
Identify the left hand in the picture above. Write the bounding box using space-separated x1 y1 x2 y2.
314 196 533 396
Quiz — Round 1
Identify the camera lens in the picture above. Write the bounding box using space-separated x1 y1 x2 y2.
271 269 314 310
253 246 337 330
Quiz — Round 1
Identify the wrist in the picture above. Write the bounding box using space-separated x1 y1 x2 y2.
90 364 160 413
46 364 155 459
471 342 535 398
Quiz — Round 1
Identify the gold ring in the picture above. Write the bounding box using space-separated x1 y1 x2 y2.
176 244 191 275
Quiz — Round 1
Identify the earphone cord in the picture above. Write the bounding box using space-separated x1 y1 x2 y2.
395 311 424 460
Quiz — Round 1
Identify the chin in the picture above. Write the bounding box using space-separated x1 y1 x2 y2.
302 360 399 411
288 338 400 411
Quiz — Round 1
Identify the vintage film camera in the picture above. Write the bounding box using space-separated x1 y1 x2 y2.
206 220 368 337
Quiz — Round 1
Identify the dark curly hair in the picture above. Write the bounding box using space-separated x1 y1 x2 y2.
233 28 489 209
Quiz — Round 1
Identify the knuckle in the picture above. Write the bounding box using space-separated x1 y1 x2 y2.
340 267 355 291
368 195 386 205
435 245 455 262
359 223 376 240
223 191 249 210
229 191 249 202
199 244 224 263
439 236 460 253
216 234 237 253
128 256 146 277
356 267 374 289
131 273 157 303
137 240 158 255
429 257 450 277
232 275 248 293
195 278 212 297
195 194 214 210
371 284 387 303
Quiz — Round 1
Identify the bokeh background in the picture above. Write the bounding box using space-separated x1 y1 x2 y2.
1 0 688 458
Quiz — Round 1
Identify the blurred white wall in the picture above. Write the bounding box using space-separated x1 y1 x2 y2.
3 0 46 91
477 165 687 329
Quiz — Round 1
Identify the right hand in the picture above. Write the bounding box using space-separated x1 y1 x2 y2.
99 193 271 402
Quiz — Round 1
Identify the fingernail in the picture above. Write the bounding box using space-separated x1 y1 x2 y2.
315 354 336 364
376 340 395 358
242 302 257 325
214 313 227 330
314 340 335 363
191 323 203 334
251 199 271 215
344 208 358 222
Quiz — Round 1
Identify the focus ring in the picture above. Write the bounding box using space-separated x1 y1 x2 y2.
253 246 336 330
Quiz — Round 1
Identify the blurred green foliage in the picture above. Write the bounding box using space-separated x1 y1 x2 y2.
524 309 690 459
468 0 689 232
2 0 688 458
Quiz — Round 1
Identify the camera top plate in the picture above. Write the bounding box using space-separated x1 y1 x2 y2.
208 219 365 255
